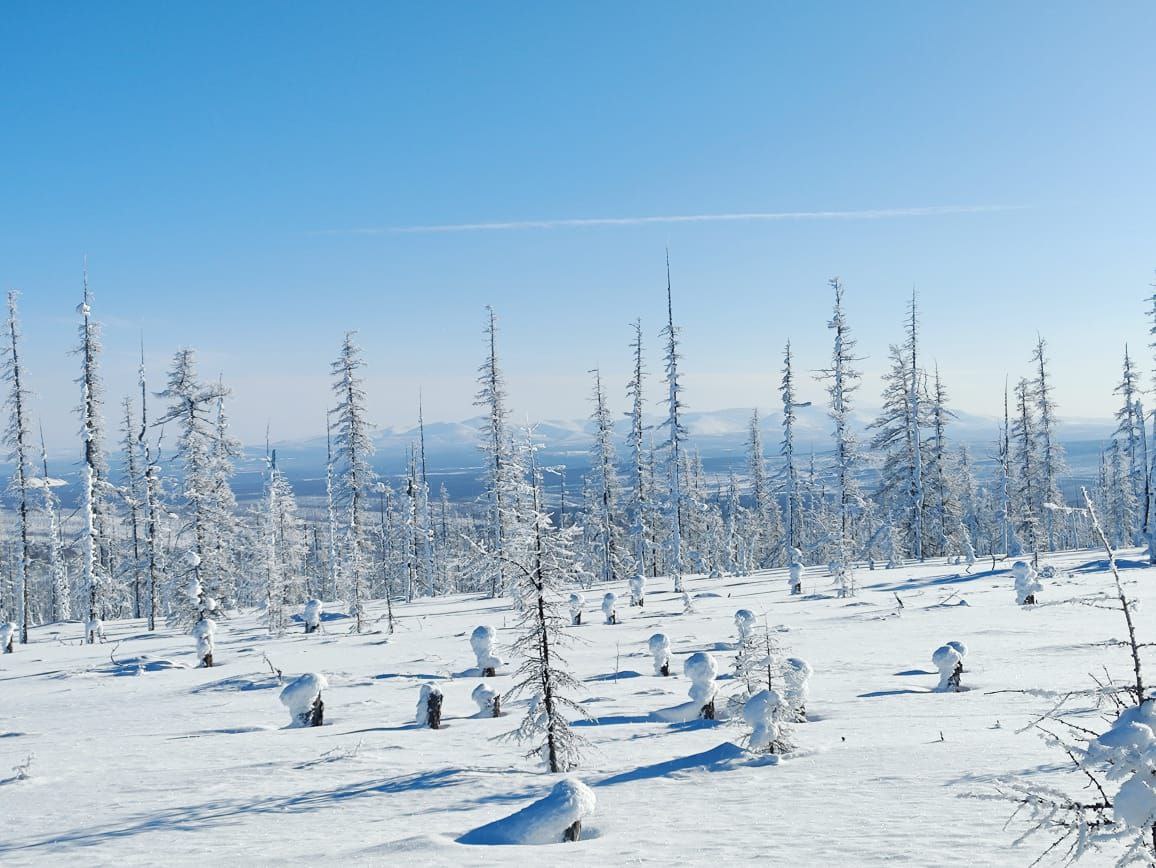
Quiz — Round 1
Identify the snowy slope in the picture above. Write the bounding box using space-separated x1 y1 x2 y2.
1 551 1151 866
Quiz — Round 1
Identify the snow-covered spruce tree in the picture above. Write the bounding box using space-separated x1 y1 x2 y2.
501 448 589 773
1103 439 1139 549
262 449 306 635
74 273 115 641
137 342 165 631
207 385 241 609
330 332 375 631
625 319 652 577
993 381 1020 558
3 292 35 643
415 401 438 596
659 253 689 593
119 396 145 619
819 277 864 595
476 307 520 599
927 367 973 562
324 420 339 600
780 340 809 558
746 409 782 568
1114 346 1147 544
586 368 628 583
1011 376 1042 558
156 348 230 627
1031 336 1066 551
38 428 70 623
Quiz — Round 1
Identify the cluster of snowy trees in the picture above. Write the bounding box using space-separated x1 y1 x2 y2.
3 269 1156 649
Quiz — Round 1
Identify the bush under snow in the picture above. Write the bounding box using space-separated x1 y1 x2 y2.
932 644 964 692
471 682 500 717
648 633 671 676
280 672 327 727
782 657 812 721
628 575 646 607
459 777 596 845
470 625 503 675
303 599 322 633
1012 560 1042 606
601 592 618 625
191 618 216 666
568 592 585 626
685 651 718 718
743 688 783 753
787 561 803 595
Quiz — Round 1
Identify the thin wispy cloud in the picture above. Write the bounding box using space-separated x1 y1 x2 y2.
325 204 1023 235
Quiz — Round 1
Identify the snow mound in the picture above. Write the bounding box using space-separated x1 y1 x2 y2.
458 778 596 845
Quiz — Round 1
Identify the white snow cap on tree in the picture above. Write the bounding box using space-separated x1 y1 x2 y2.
1113 772 1156 830
0 622 15 649
471 682 499 716
932 644 962 691
568 592 584 620
303 599 323 628
743 689 783 752
734 609 756 642
628 574 646 604
470 625 503 672
782 657 812 719
279 672 327 725
1012 560 1042 605
945 640 968 659
416 683 444 727
192 618 215 659
788 561 803 587
648 633 671 675
601 592 617 624
86 617 105 642
684 651 718 707
460 777 596 845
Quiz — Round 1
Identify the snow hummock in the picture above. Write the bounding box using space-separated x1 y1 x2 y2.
601 592 618 625
648 633 671 676
279 672 327 726
743 689 783 752
459 778 596 845
470 625 503 673
1113 771 1156 830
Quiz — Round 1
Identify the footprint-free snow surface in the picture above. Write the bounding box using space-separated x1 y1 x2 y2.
1 550 1150 865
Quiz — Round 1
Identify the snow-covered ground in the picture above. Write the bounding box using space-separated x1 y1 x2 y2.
1 550 1151 865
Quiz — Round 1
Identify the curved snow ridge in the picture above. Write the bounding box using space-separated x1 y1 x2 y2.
457 778 597 846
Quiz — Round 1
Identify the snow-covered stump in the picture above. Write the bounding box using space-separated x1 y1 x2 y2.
192 618 216 668
744 688 783 753
734 609 756 644
685 651 719 720
568 592 585 626
788 561 804 595
648 633 671 676
1012 560 1042 606
0 621 15 653
280 672 327 727
782 657 813 721
460 777 596 845
601 592 618 625
85 618 104 644
472 682 501 718
932 644 964 692
629 575 646 608
417 683 444 729
303 599 322 634
470 625 503 677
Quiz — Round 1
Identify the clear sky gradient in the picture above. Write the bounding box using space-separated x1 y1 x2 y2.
2 3 1154 448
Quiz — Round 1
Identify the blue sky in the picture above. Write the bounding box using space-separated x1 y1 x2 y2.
2 2 1154 448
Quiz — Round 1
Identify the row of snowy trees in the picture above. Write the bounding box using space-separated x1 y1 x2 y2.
3 268 1155 643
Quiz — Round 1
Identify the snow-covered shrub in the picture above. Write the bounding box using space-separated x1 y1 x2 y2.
1081 699 1156 848
280 672 327 727
932 644 963 692
568 592 585 626
1012 560 1042 606
601 592 617 625
470 625 504 676
472 682 501 718
303 599 322 634
85 618 104 644
734 609 756 643
648 633 671 677
787 561 804 595
628 574 646 607
681 592 695 614
459 777 596 845
192 618 216 668
685 651 718 720
417 683 444 729
782 657 813 721
743 689 784 753
0 621 15 653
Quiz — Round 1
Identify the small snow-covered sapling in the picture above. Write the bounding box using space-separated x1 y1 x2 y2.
684 651 719 720
648 633 671 676
782 657 812 721
743 689 783 753
280 672 327 727
568 592 585 626
734 609 756 644
1012 560 1042 606
932 644 964 692
192 618 216 668
85 618 104 644
417 683 444 729
303 599 323 634
788 561 804 595
629 574 646 607
681 592 695 614
601 592 618 625
0 621 15 653
470 625 503 677
472 682 501 717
